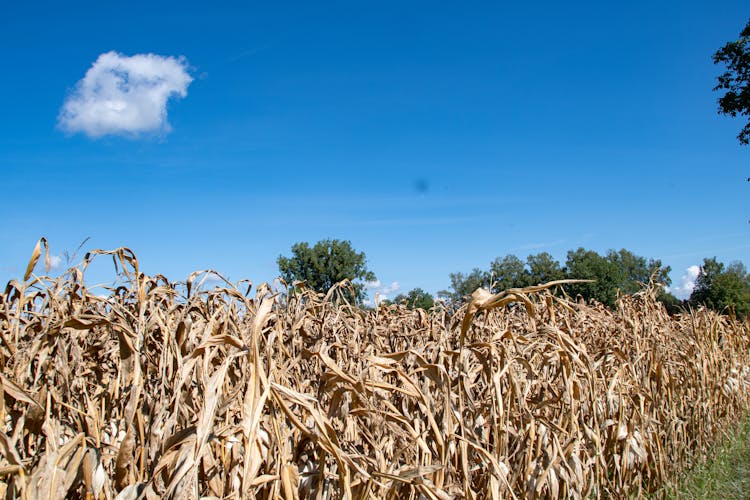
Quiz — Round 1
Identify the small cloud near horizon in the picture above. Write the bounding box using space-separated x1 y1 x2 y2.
365 279 401 305
667 265 700 300
58 51 193 138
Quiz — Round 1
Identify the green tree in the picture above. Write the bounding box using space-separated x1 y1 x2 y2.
389 288 435 310
489 254 527 292
438 268 489 305
606 249 671 294
565 248 672 308
690 258 750 317
526 252 565 285
689 257 724 307
565 248 624 307
444 248 669 309
714 18 750 144
277 239 375 303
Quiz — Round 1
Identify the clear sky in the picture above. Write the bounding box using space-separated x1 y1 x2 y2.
1 0 748 301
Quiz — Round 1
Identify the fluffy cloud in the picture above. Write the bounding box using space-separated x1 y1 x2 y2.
367 280 400 294
364 280 401 305
667 265 700 300
58 51 192 138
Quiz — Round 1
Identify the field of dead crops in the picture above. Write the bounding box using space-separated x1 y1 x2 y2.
1 243 750 499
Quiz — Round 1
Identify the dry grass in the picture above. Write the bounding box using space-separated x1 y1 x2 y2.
1 239 749 499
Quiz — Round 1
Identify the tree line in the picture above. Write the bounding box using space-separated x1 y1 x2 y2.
437 249 671 309
277 239 750 317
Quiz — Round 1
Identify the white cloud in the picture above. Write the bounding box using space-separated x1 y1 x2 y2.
380 281 400 295
49 255 62 270
366 279 382 289
58 51 193 138
365 280 401 305
667 265 700 300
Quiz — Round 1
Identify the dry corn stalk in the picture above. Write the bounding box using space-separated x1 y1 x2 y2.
0 239 748 498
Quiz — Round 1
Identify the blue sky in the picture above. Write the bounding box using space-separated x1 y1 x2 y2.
1 1 748 301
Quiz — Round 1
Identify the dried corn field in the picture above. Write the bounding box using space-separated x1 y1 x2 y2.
2 242 750 499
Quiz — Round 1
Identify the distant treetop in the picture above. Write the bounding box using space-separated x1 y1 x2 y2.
277 239 375 304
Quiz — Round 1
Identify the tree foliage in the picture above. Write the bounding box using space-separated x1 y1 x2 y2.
277 239 375 303
714 18 750 145
689 257 724 306
690 257 750 317
526 252 566 285
442 252 563 305
565 248 671 308
564 248 624 308
389 288 435 310
489 255 526 292
444 248 671 309
438 268 489 304
606 249 670 295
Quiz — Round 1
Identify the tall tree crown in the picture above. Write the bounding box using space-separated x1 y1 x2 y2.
277 239 375 303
